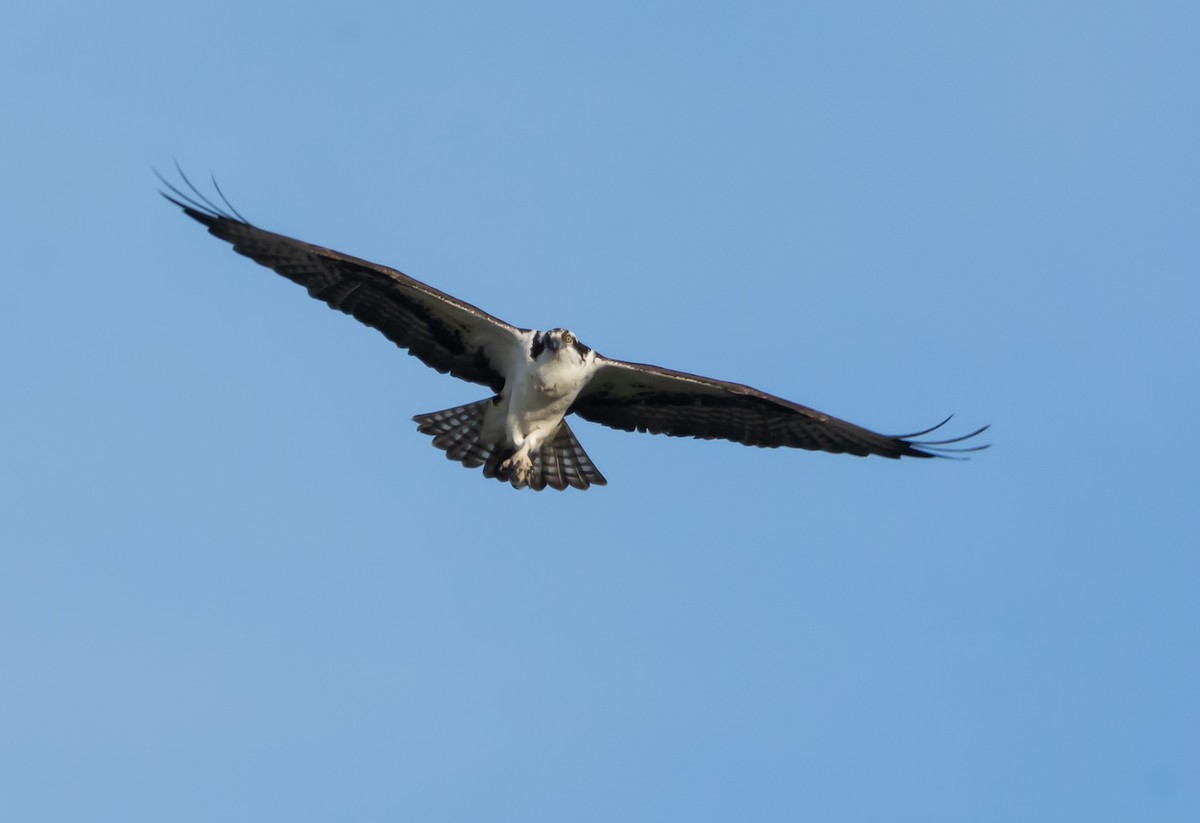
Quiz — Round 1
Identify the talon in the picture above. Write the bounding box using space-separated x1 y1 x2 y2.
504 453 533 487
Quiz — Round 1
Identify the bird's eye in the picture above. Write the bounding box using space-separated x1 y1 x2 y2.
562 331 574 345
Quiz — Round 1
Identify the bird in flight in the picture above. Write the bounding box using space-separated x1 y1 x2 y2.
161 171 988 491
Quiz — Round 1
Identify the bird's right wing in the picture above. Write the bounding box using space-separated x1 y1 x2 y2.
162 172 526 393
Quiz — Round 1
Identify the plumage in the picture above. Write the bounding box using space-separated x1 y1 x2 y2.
162 170 988 491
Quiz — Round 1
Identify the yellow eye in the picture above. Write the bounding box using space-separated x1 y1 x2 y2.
562 331 574 345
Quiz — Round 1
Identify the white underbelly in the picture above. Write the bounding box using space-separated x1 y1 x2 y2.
505 383 574 441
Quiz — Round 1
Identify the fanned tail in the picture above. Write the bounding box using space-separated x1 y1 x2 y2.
414 403 605 491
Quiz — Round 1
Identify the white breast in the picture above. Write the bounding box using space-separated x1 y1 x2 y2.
503 343 596 443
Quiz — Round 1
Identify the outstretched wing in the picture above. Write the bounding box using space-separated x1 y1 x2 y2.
161 172 524 393
572 357 989 459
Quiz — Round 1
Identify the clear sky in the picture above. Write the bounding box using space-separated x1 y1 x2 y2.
2 2 1196 821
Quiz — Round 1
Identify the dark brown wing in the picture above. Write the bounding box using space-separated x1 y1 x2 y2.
162 173 524 393
572 357 989 459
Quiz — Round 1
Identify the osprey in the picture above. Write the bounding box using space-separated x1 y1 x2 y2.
162 172 988 491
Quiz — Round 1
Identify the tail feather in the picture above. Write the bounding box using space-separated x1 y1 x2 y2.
414 401 605 491
414 399 500 472
530 421 607 491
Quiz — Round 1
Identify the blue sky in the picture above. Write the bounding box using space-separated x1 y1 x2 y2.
2 2 1197 821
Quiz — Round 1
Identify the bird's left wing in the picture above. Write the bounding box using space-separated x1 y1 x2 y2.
572 357 988 459
162 175 525 393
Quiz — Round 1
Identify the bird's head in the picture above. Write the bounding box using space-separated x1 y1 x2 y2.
534 328 590 361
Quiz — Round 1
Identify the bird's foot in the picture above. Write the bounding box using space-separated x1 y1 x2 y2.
501 453 534 487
